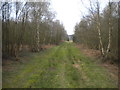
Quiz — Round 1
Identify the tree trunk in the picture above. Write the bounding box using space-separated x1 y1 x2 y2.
36 23 40 52
96 3 105 56
106 2 112 55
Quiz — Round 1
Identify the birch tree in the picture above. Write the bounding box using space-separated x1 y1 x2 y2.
74 1 118 61
2 1 67 59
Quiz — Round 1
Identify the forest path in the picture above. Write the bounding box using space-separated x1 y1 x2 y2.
3 42 117 88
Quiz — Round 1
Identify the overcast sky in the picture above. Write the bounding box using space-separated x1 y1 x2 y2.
8 0 109 35
50 0 108 35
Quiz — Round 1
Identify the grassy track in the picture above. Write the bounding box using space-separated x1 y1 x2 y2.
3 42 117 88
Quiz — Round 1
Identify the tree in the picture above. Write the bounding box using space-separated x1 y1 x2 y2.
2 1 67 59
74 1 118 62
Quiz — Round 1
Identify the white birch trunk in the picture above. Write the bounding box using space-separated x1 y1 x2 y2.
106 2 112 54
96 3 105 56
97 22 105 56
36 23 40 52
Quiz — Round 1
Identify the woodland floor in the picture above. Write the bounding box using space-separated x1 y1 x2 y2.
2 42 118 88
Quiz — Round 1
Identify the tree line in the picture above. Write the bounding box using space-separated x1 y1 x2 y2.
74 1 118 62
1 2 68 59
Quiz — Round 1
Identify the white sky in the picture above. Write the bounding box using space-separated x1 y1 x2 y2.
50 0 108 35
8 0 108 35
